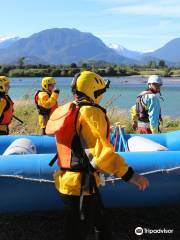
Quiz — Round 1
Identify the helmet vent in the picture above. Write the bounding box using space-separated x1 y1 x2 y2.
95 77 99 83
99 79 103 84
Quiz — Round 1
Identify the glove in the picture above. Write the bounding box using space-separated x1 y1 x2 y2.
53 89 60 94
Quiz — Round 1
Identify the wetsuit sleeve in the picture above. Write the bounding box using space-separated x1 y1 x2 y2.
130 105 138 122
38 91 59 109
146 95 161 133
0 98 7 119
78 107 134 180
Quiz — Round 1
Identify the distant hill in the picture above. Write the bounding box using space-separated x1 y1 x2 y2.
0 28 136 65
109 39 180 66
141 38 180 64
0 36 19 49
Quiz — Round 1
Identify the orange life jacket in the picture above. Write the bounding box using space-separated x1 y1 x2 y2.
46 101 110 170
0 94 14 125
47 101 110 215
34 90 58 116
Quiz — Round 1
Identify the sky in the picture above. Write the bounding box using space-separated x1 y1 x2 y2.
1 0 180 52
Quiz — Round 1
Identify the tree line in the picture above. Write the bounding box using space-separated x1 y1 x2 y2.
0 60 177 77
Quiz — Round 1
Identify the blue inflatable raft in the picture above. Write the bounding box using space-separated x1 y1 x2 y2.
0 130 180 213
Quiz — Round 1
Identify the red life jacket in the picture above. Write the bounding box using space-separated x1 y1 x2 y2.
46 101 110 170
0 95 14 125
136 90 153 122
34 90 58 116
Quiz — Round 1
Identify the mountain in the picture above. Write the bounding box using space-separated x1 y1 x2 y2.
109 43 142 60
0 28 136 65
0 36 19 49
110 39 180 65
141 38 180 64
1 29 180 65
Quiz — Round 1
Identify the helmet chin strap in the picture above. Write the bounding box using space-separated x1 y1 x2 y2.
74 90 94 103
43 87 51 94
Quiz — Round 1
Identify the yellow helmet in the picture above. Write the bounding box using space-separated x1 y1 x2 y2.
0 76 10 92
71 71 110 102
41 77 56 91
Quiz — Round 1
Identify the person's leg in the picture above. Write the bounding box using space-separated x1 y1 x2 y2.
38 115 47 135
84 194 112 240
0 130 8 135
137 127 152 134
60 194 89 240
0 125 8 135
41 128 46 135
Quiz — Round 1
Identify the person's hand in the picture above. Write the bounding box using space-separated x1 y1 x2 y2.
129 173 149 190
53 89 60 94
132 121 137 131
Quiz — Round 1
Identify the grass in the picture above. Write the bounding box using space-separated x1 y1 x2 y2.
107 107 133 133
9 100 41 135
9 101 180 135
139 68 180 77
139 69 165 76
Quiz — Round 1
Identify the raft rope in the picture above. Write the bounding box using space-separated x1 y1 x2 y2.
0 174 54 183
105 166 180 183
0 166 179 183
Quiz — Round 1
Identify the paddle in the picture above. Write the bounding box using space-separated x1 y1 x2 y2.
13 115 24 124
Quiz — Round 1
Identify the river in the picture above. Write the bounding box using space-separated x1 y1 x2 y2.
9 76 180 118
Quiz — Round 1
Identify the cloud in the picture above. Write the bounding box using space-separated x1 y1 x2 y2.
84 0 180 51
0 36 18 43
85 0 180 6
97 31 177 40
107 0 180 17
95 27 178 49
84 0 142 3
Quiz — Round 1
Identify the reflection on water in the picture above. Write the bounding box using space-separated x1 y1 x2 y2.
9 76 180 117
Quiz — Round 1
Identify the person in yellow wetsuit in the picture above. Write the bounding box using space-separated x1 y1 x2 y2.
35 77 59 135
46 71 149 240
0 76 14 135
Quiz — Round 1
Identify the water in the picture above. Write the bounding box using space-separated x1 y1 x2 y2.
9 76 180 118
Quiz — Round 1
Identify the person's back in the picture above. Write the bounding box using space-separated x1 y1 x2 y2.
0 76 14 135
130 75 163 134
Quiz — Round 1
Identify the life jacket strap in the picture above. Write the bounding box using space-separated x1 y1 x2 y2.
79 171 105 220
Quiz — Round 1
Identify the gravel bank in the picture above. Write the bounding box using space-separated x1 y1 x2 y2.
0 205 179 240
